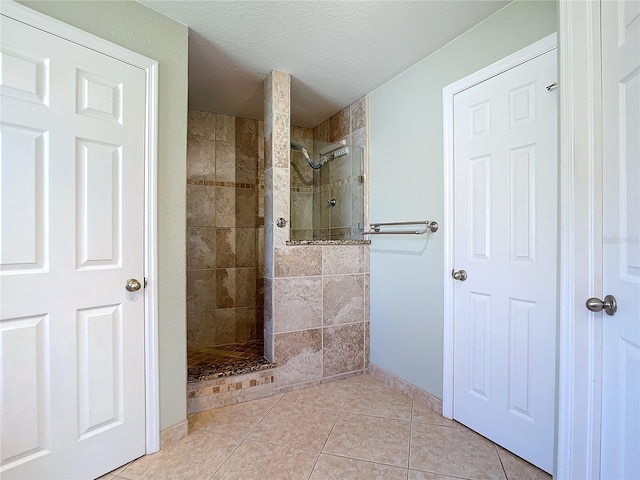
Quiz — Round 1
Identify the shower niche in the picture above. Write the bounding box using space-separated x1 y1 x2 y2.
290 134 365 241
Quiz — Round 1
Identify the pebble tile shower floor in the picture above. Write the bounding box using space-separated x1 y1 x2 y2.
187 340 275 383
100 375 550 480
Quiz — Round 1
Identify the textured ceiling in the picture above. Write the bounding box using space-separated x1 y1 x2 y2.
140 1 511 127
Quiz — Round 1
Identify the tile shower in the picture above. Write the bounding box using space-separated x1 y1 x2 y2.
186 112 266 375
186 71 370 412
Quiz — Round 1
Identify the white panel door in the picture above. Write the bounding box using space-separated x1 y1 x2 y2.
452 50 557 473
0 15 146 479
601 1 640 478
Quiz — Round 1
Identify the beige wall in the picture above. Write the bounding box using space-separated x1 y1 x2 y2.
19 0 189 430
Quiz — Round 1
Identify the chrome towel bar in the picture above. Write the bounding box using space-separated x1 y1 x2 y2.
362 220 439 235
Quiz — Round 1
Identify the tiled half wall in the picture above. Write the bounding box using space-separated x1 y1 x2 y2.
264 71 370 388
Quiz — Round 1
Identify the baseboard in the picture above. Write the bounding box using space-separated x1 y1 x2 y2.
368 363 443 414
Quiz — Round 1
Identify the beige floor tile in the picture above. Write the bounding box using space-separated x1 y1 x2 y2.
411 402 461 428
96 475 117 480
188 394 282 437
118 430 241 480
410 423 506 480
310 454 407 479
248 401 339 452
323 412 411 467
409 470 471 479
496 445 551 480
343 377 412 420
211 439 318 480
280 377 354 411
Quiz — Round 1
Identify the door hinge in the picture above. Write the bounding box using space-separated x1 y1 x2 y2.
546 82 558 91
144 277 148 288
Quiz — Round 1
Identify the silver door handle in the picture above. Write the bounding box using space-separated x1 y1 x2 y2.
585 295 617 316
452 269 468 281
125 278 142 292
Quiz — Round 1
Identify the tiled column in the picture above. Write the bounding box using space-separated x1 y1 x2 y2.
264 72 324 386
263 70 291 362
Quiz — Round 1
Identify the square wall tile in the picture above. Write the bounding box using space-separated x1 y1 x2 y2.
350 96 367 132
187 137 215 181
215 113 235 143
214 141 236 183
291 192 313 231
216 228 256 268
322 245 364 274
274 277 323 333
236 117 258 147
186 311 215 348
323 323 364 376
274 247 321 277
187 185 216 227
274 329 322 386
235 307 257 342
329 106 350 143
323 274 364 325
216 268 257 309
187 269 216 312
187 227 216 269
188 109 215 140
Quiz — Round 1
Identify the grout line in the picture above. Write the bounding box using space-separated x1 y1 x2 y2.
406 401 417 472
494 443 509 479
312 381 354 477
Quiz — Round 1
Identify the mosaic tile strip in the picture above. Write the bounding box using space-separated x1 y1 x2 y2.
186 179 264 190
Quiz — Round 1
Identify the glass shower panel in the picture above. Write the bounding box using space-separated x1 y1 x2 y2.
290 143 364 241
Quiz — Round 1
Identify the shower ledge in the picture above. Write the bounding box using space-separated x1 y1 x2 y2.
286 239 371 246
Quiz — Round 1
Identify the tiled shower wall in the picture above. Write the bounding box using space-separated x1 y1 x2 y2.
290 99 367 241
314 98 367 240
264 71 370 390
290 126 314 240
186 110 264 349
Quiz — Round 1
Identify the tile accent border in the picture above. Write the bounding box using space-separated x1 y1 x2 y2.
368 363 443 414
160 419 188 449
187 368 278 414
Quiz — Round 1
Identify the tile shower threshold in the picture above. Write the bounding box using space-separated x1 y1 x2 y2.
188 357 277 384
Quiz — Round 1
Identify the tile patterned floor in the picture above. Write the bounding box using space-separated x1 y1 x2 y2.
187 340 275 383
101 375 551 480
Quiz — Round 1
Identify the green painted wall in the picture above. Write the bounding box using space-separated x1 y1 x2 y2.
18 0 188 430
368 0 557 398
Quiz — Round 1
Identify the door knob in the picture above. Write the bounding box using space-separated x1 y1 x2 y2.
585 295 617 316
125 278 142 292
452 269 468 281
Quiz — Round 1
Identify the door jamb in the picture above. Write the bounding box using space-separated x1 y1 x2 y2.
1 1 161 454
441 33 557 419
556 1 603 478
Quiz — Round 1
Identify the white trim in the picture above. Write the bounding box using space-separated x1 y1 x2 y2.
441 33 557 420
1 0 160 455
556 1 603 478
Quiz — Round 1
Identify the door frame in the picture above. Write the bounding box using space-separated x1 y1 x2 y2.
441 33 558 421
555 1 604 478
1 1 161 453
